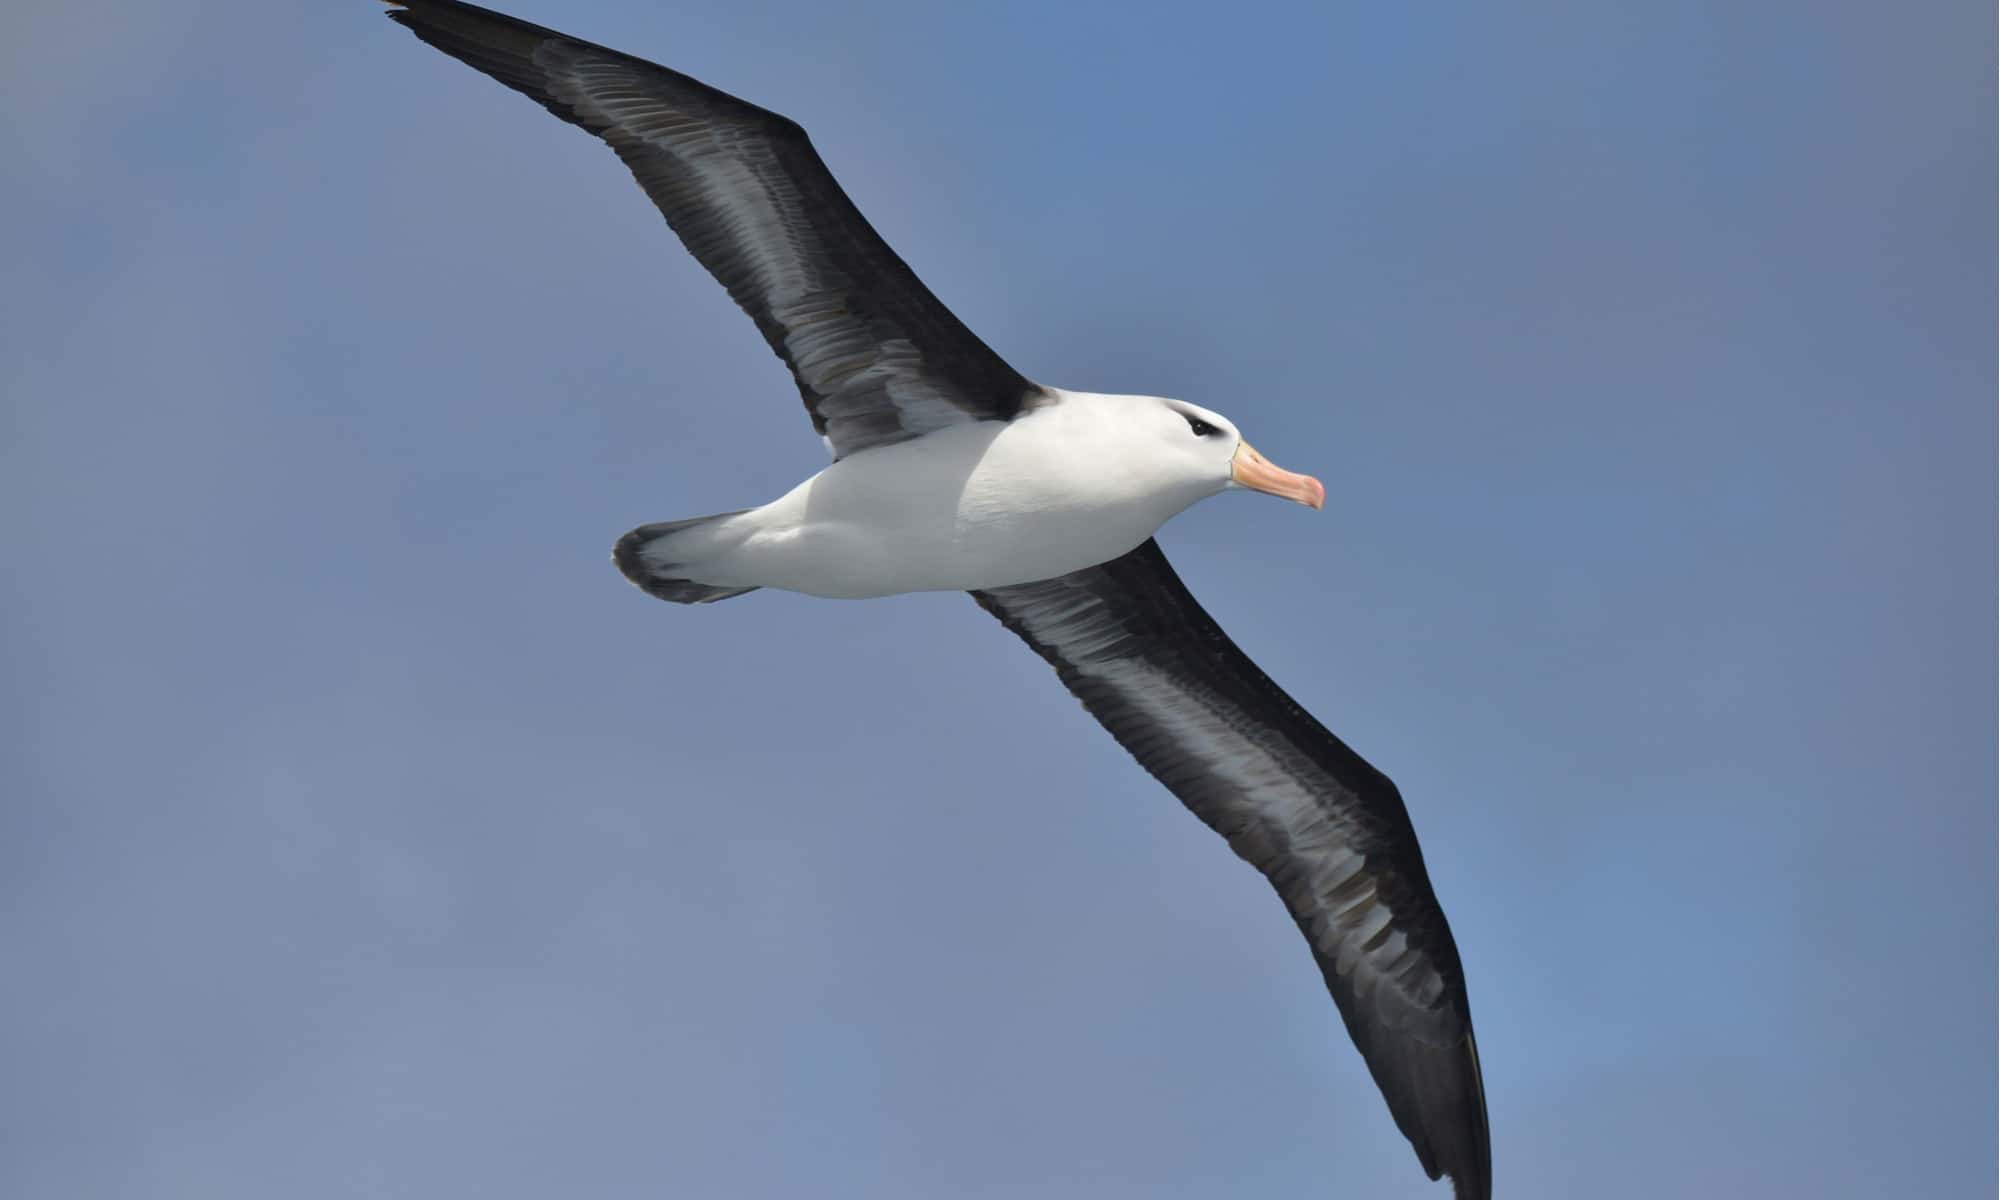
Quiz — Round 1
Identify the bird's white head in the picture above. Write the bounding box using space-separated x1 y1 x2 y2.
1127 396 1326 512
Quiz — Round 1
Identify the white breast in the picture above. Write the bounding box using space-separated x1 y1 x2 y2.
686 394 1218 598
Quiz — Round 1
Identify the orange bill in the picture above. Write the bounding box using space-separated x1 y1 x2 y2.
1231 442 1325 509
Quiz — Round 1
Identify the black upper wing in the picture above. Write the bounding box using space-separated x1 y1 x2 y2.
385 0 1041 458
974 539 1490 1199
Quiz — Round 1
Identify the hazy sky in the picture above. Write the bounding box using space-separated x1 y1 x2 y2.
3 2 1992 1196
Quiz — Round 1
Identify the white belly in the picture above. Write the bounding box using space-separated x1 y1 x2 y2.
678 414 1204 599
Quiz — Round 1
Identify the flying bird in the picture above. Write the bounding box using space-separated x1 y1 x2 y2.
377 2 1490 1194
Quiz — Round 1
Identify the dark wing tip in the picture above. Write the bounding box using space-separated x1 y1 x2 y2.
378 0 780 126
1348 987 1487 1197
1400 1029 1491 1200
381 0 560 57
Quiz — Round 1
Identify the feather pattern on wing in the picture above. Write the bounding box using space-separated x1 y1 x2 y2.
974 539 1491 1200
386 0 1042 458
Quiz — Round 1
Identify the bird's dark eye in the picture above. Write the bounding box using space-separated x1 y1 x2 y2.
1184 414 1218 438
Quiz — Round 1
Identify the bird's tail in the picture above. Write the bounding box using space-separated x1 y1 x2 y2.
613 511 760 604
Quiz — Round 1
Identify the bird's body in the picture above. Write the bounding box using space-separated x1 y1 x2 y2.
629 391 1255 599
376 3 1492 1196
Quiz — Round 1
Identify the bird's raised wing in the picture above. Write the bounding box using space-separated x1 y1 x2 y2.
973 539 1490 1200
384 0 1042 459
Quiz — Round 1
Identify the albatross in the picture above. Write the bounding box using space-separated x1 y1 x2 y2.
378 2 1490 1194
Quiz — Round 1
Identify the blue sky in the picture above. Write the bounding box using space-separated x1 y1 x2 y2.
3 1 1992 1196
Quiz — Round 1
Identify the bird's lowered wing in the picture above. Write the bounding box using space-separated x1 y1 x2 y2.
973 539 1490 1199
384 0 1042 459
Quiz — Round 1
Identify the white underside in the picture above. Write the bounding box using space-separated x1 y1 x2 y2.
643 391 1228 599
